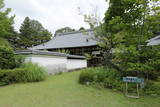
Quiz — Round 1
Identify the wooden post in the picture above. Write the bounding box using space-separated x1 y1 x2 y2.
137 83 139 98
125 82 128 96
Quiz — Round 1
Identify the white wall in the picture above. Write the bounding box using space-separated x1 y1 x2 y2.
25 55 67 74
147 39 160 46
25 55 87 74
67 59 87 70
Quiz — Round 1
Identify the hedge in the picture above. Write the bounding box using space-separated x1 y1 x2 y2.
0 68 26 85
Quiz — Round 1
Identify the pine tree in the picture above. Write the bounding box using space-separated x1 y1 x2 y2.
19 17 52 49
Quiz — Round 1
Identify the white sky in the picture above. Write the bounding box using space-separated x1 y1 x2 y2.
4 0 108 34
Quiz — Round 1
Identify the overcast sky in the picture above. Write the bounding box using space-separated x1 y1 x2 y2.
4 0 108 34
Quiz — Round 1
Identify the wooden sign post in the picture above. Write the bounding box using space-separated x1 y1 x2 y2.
123 77 144 98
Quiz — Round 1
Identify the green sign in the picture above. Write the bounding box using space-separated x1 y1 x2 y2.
123 77 144 84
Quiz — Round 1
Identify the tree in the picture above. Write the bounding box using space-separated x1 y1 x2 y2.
0 0 14 38
0 0 18 49
83 0 160 79
55 27 75 35
6 26 20 49
79 27 85 31
100 0 160 79
19 17 52 49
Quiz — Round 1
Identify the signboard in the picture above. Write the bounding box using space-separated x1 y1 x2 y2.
123 76 145 98
123 77 144 84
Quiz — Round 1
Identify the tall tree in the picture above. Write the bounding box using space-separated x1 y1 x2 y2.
99 0 160 79
6 26 19 49
19 17 52 49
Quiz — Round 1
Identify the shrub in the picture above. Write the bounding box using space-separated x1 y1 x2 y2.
14 55 25 68
0 38 24 69
142 80 160 96
0 62 46 86
20 62 46 82
79 67 123 90
0 38 15 69
0 68 26 85
103 70 122 90
79 68 95 84
79 67 160 96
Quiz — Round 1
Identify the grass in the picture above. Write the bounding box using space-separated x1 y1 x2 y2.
0 71 160 107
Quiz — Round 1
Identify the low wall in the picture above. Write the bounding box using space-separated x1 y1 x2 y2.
25 55 87 74
67 59 87 70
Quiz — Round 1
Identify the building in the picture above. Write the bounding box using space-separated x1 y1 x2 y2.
15 50 87 74
147 34 160 46
30 29 102 66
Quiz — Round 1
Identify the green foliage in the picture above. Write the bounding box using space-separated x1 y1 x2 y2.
14 55 25 68
57 49 70 54
93 0 160 80
114 45 160 80
19 17 52 48
0 38 24 69
20 62 46 82
79 27 85 31
0 71 160 107
79 67 160 96
84 53 96 60
79 67 122 90
0 62 46 86
0 68 26 85
142 80 160 96
79 68 96 84
0 0 14 38
0 38 15 69
55 27 75 35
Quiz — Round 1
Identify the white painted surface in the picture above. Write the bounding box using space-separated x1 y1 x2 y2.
25 55 87 74
25 55 67 74
147 39 160 46
67 59 87 70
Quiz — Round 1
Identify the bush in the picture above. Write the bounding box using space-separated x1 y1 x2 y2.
142 80 160 96
79 68 95 84
20 62 46 82
0 38 15 69
0 38 24 69
79 67 122 90
0 62 46 86
14 55 25 68
103 70 122 90
0 68 26 85
79 67 160 96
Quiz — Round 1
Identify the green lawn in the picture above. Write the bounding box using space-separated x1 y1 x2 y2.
0 71 160 107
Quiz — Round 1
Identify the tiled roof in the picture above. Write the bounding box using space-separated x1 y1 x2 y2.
29 29 98 50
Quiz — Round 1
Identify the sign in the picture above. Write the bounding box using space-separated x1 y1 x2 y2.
123 76 145 98
123 77 144 84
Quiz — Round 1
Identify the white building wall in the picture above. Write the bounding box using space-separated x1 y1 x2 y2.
25 55 67 74
25 55 87 74
67 59 87 70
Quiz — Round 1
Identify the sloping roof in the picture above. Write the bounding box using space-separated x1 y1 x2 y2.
15 50 86 59
147 35 160 46
29 29 98 50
